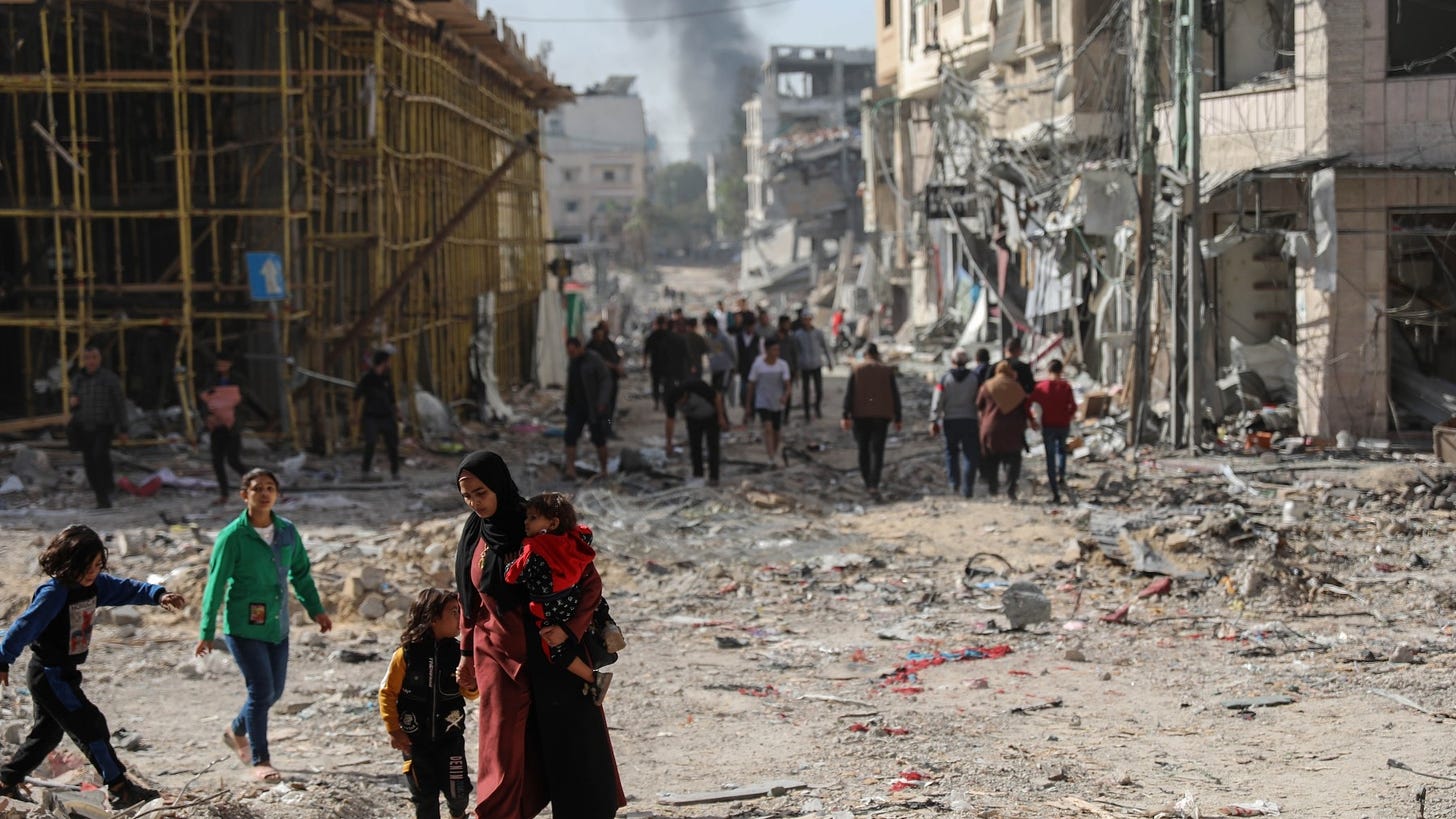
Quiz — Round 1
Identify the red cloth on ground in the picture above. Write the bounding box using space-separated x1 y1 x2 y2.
1029 378 1077 427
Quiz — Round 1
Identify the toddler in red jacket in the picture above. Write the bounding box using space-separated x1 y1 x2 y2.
504 492 612 704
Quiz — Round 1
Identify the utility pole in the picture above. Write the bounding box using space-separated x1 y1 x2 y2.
1128 0 1160 446
1183 0 1203 454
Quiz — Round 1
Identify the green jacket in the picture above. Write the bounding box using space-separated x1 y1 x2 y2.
199 511 325 643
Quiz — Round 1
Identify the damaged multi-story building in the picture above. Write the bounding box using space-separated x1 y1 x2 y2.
1175 0 1456 439
0 0 570 447
865 0 1127 361
863 0 1456 442
740 45 875 298
543 76 651 246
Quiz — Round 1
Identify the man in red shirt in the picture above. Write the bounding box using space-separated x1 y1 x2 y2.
1028 359 1077 503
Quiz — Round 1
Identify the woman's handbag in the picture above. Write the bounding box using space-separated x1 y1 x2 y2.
582 601 625 669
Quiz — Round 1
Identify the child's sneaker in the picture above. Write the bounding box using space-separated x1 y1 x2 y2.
107 778 161 810
0 779 33 804
586 671 613 706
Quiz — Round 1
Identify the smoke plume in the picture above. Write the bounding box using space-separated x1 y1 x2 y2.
612 0 761 161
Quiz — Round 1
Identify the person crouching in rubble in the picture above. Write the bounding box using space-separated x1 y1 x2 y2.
379 589 478 819
196 468 333 782
0 524 185 810
977 361 1032 500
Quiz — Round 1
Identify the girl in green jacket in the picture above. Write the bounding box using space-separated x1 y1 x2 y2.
195 468 332 781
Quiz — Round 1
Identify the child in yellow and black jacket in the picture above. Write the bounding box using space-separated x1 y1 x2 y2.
379 589 478 819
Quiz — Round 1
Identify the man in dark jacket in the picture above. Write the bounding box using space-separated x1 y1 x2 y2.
841 343 902 498
564 337 613 481
587 322 625 434
663 379 729 486
354 349 401 480
70 344 128 508
733 313 763 411
642 315 671 409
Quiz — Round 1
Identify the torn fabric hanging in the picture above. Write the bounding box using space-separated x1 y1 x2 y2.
1310 168 1338 293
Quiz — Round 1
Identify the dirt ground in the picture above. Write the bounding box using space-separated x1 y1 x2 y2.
2 299 1456 817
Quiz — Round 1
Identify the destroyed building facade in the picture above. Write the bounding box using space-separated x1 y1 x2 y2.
0 0 569 446
861 0 1456 441
740 45 875 297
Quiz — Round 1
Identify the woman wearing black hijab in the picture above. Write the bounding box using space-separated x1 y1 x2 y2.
453 450 623 819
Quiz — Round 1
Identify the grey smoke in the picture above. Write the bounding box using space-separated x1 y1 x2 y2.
612 0 760 161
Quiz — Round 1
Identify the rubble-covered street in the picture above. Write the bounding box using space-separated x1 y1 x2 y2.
3 364 1455 819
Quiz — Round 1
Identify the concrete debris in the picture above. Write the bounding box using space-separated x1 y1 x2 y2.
1001 582 1051 630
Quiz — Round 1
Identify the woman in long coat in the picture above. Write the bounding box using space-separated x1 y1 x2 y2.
453 450 624 818
977 361 1031 500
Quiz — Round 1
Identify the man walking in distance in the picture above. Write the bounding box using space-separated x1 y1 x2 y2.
792 311 835 421
642 314 671 410
70 343 127 509
199 351 249 504
662 378 729 486
1000 337 1036 394
703 314 737 398
841 343 901 499
744 337 791 467
354 349 401 480
733 312 763 413
563 337 613 481
587 321 625 435
1029 359 1077 503
929 347 982 498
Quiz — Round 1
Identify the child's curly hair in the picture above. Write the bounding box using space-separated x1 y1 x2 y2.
39 524 107 582
399 588 461 647
524 492 577 535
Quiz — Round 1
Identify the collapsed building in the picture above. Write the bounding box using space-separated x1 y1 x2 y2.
0 0 570 448
862 0 1456 443
740 45 875 300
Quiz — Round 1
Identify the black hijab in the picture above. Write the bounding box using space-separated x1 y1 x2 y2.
453 450 528 622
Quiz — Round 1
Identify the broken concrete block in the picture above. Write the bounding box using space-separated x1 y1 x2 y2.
1002 582 1051 630
11 446 58 490
108 606 143 628
357 594 387 620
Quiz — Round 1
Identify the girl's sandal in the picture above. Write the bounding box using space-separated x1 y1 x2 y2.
251 764 282 782
222 730 250 766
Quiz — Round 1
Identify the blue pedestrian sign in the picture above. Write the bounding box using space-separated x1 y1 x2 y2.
246 252 288 301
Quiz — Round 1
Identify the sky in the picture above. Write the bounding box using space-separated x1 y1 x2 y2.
480 0 874 162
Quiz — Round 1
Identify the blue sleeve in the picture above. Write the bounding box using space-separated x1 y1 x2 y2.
0 582 67 669
94 574 165 607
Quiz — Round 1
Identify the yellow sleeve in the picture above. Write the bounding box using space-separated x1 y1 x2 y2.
378 647 406 733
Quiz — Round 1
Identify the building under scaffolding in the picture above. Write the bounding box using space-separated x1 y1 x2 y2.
0 0 570 449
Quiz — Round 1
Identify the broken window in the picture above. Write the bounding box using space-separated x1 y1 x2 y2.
1388 211 1456 429
564 200 580 213
1389 0 1456 77
1034 0 1055 44
884 0 893 27
563 167 579 183
603 169 617 182
1209 0 1294 90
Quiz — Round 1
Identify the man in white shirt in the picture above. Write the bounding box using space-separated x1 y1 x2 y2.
744 337 792 468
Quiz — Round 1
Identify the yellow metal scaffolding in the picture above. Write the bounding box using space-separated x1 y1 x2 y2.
0 0 569 448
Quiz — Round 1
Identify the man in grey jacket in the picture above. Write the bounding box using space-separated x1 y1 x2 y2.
564 337 613 480
929 347 982 498
792 312 835 422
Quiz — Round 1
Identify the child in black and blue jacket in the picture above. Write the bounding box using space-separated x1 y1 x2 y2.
0 524 185 810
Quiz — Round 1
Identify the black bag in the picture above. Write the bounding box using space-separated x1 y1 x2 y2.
582 600 625 669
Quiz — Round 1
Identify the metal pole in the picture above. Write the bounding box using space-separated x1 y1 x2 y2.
1129 0 1160 446
1185 0 1203 453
